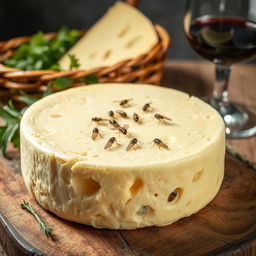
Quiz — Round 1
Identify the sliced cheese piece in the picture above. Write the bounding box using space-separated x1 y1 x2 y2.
20 83 225 229
59 1 158 70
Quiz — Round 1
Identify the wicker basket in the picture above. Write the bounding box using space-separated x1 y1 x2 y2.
0 0 170 103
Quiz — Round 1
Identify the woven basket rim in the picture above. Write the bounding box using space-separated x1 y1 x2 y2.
0 24 170 75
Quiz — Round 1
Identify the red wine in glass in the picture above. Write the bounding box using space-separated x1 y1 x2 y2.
184 0 256 138
186 17 256 65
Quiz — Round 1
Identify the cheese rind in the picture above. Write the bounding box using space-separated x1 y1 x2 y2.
20 84 225 229
59 2 158 70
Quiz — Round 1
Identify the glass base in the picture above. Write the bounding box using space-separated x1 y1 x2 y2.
203 98 256 139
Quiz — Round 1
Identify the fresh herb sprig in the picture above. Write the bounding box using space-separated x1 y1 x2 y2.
68 53 80 70
4 27 79 71
53 76 73 90
21 200 54 239
0 102 22 159
0 95 36 158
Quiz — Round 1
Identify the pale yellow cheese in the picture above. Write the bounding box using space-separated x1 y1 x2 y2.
20 83 225 229
59 2 158 70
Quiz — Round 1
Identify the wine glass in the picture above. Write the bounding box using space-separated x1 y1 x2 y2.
184 0 256 138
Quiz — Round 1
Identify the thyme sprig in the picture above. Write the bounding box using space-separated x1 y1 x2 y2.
226 143 256 171
21 200 54 239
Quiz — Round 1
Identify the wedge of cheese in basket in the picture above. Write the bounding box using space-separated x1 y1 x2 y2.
59 2 158 70
20 84 225 229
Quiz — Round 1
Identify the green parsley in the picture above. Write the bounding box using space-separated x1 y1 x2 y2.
53 77 73 90
4 27 79 71
68 54 80 69
0 102 22 158
80 75 99 85
0 95 37 158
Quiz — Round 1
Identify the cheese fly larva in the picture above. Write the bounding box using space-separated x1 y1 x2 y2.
91 117 109 124
116 124 129 136
115 110 128 118
91 127 102 141
126 138 143 151
108 110 115 119
113 98 133 107
104 137 118 150
142 102 152 112
109 119 121 129
154 113 172 122
150 138 169 150
133 112 140 123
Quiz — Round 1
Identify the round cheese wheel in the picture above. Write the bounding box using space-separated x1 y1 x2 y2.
20 83 225 229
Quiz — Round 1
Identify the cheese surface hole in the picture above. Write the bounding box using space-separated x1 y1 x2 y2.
118 25 130 38
102 49 112 60
71 177 101 196
193 169 204 182
136 206 154 215
125 36 141 48
130 179 144 197
168 188 183 203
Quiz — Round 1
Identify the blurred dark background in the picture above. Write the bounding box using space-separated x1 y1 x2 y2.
0 0 255 63
0 0 200 60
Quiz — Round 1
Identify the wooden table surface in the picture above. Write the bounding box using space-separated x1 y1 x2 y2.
0 60 255 256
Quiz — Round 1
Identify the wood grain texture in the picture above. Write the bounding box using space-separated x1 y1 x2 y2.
0 151 255 256
0 61 255 256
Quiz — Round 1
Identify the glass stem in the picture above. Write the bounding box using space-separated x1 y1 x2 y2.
213 64 231 103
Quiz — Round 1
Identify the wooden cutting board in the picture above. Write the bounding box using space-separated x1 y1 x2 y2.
0 62 256 255
0 149 256 256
